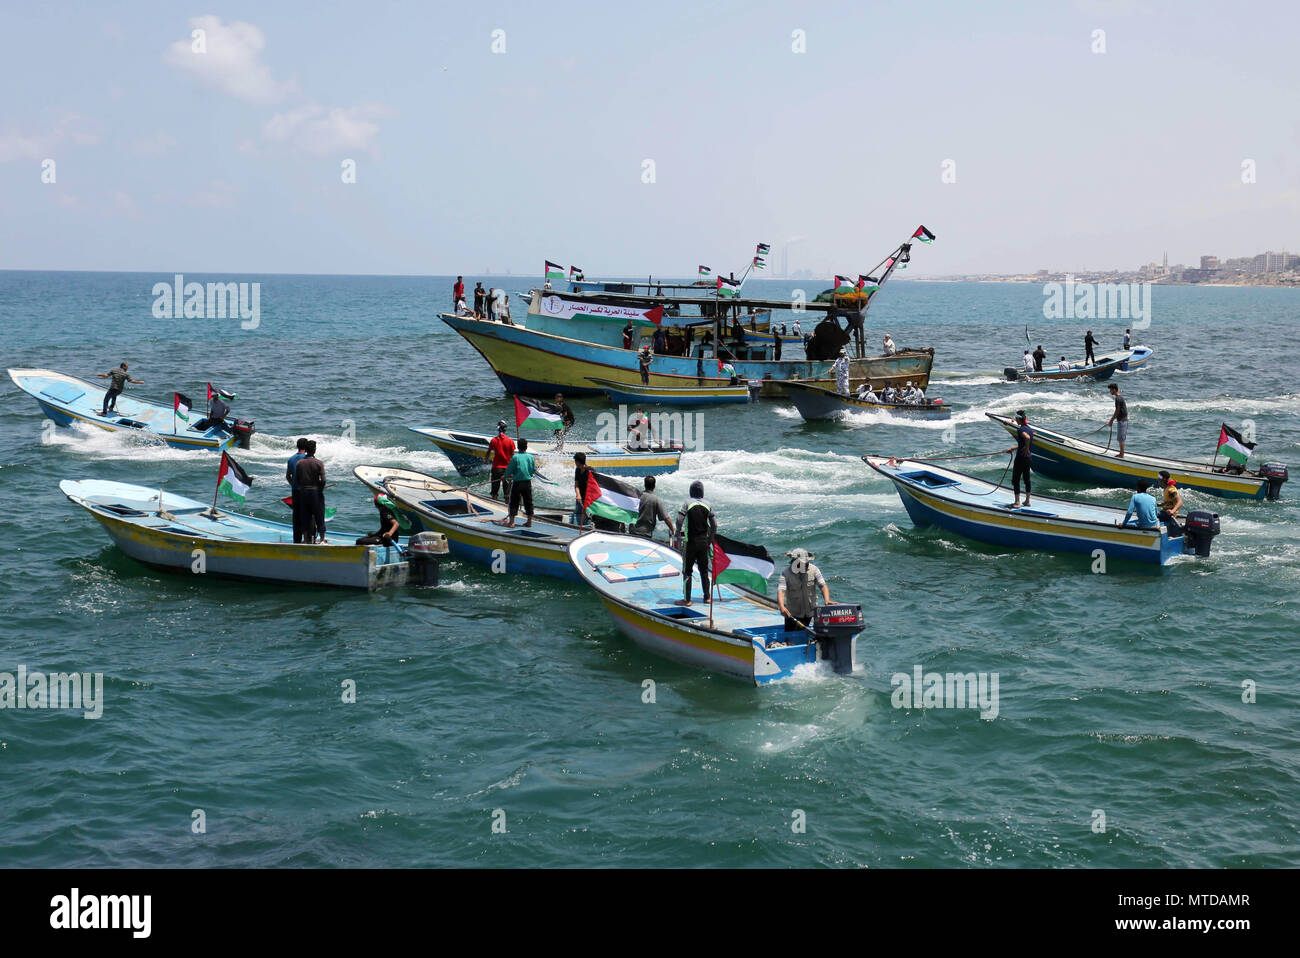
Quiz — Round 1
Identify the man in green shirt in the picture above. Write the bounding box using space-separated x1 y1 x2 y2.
502 438 538 528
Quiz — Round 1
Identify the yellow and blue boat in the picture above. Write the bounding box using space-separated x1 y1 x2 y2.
353 465 583 580
408 426 682 477
864 456 1220 566
986 413 1288 500
586 377 754 406
60 480 438 589
567 531 862 684
9 368 254 451
783 381 952 420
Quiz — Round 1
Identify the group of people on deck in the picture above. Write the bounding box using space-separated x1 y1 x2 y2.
452 276 511 324
1024 327 1135 372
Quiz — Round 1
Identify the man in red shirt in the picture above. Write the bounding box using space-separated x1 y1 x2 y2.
453 275 465 310
487 420 516 500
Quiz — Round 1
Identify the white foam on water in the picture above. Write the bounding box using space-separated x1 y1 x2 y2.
42 421 209 464
236 432 454 483
931 374 1007 387
649 447 879 507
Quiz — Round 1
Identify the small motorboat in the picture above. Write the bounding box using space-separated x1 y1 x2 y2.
864 456 1222 566
783 381 951 421
409 426 682 478
986 413 1288 500
567 531 863 684
60 480 445 589
1093 345 1154 371
586 377 755 406
354 465 583 580
1003 353 1131 382
9 368 254 450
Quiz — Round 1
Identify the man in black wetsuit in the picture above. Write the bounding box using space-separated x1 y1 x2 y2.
294 440 327 543
1084 330 1100 364
675 480 717 606
1004 410 1033 508
1032 344 1046 372
356 492 403 546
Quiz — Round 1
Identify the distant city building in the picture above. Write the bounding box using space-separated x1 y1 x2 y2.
1200 255 1219 270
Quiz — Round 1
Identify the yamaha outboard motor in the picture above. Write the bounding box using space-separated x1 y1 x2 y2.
1182 511 1220 558
1003 367 1021 382
812 604 864 675
1260 462 1289 501
407 531 449 586
231 419 256 449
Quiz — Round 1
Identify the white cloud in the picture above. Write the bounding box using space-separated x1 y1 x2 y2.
0 114 100 164
132 130 179 156
261 102 391 155
164 15 296 105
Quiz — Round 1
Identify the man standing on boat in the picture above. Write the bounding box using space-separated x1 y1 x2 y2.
486 287 497 322
628 409 652 451
633 476 674 540
772 328 782 362
777 548 830 634
1084 330 1100 364
1105 383 1129 458
96 362 143 416
622 321 635 350
1032 344 1046 371
638 346 653 385
553 393 576 439
488 420 515 500
652 325 667 354
473 282 485 318
453 276 464 311
286 437 309 543
294 440 328 543
1003 410 1033 509
1156 471 1184 536
832 348 851 395
675 480 716 606
502 438 538 528
1123 328 1132 350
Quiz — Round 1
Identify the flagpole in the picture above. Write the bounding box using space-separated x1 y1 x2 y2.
707 543 715 629
207 452 224 518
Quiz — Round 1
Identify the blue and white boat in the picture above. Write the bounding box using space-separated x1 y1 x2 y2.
9 368 254 450
60 480 441 589
354 465 584 580
1002 352 1131 382
864 456 1220 566
567 531 862 684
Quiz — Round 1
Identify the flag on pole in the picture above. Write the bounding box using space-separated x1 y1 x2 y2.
752 256 766 269
1216 423 1255 466
569 265 585 281
173 392 192 422
711 534 775 592
698 265 712 277
911 225 936 244
756 243 771 255
514 395 564 431
833 275 856 293
216 452 253 504
582 471 641 524
716 275 740 297
1025 327 1032 346
856 275 880 293
545 260 566 281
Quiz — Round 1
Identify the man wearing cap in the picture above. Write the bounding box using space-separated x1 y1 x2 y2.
675 480 716 606
1156 470 1184 536
855 381 877 403
1003 410 1034 508
778 548 830 634
487 420 515 500
831 347 851 396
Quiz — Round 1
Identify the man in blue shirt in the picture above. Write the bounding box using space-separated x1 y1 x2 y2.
502 438 539 528
1121 479 1159 528
286 437 309 543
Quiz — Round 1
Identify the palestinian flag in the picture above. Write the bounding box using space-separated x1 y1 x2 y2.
569 265 584 281
833 275 856 293
207 382 235 401
716 275 740 297
1025 326 1032 346
582 471 640 524
545 260 566 281
911 225 935 244
280 495 338 522
856 274 880 293
216 451 253 504
752 256 766 269
756 243 771 255
1216 423 1255 466
711 534 775 593
174 392 192 422
514 395 564 431
698 265 711 277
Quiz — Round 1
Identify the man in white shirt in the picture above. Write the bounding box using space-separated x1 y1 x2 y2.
1022 349 1034 373
1058 356 1070 372
831 348 851 395
856 381 877 403
883 334 897 356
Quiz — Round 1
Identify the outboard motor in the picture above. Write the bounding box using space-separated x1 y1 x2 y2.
812 604 864 675
1003 366 1021 382
1260 462 1289 501
1182 511 1220 558
407 531 449 586
231 419 256 449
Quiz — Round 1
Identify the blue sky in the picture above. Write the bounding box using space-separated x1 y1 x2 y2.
1 0 1296 276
